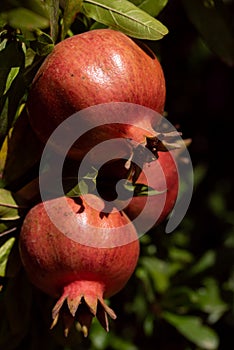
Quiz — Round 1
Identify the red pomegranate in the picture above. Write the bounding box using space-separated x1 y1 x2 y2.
26 29 166 161
124 151 179 226
97 150 179 229
19 194 140 336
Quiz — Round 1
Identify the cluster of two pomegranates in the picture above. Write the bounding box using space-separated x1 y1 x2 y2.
19 29 179 337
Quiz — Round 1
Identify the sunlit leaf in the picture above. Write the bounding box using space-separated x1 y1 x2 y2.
0 41 25 147
124 181 166 197
3 67 20 95
82 0 168 40
163 312 219 349
0 189 22 220
0 237 15 277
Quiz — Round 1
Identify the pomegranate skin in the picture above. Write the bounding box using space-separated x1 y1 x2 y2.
26 29 166 160
19 195 140 335
124 151 179 226
97 150 179 228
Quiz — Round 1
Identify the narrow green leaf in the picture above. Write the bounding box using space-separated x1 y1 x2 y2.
122 181 166 197
0 237 15 277
61 0 83 39
45 0 60 42
163 312 219 350
0 8 49 31
0 189 20 220
0 41 24 99
182 0 234 66
3 67 20 95
189 250 216 276
82 0 168 40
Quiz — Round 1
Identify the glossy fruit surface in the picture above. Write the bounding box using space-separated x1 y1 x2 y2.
26 29 166 160
19 194 140 335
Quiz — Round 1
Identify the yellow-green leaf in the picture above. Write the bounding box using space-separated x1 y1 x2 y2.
0 237 15 277
82 0 168 40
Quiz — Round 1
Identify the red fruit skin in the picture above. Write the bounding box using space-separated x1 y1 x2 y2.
19 195 139 334
26 29 166 160
124 151 179 226
19 195 139 298
97 150 179 228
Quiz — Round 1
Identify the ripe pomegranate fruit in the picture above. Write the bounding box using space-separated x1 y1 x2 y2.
19 194 140 336
97 150 179 228
124 151 179 226
26 29 166 161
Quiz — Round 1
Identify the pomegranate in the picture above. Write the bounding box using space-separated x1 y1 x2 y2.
19 194 140 336
97 150 179 228
26 29 166 161
124 151 179 226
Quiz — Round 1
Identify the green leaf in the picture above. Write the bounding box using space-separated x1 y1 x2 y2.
139 256 171 293
0 41 25 147
44 0 60 42
194 278 228 323
82 0 168 40
163 312 219 350
123 181 166 197
0 8 50 31
0 237 15 277
168 247 194 264
61 0 83 39
3 67 20 95
131 0 168 17
189 250 216 276
182 0 234 66
0 189 21 220
0 41 24 99
29 30 54 56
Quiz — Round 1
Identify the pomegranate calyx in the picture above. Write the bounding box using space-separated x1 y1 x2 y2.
50 281 117 337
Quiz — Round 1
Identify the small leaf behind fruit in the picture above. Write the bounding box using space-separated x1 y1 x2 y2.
44 0 60 42
163 312 219 350
61 0 83 39
0 237 15 277
124 181 166 197
82 0 168 40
